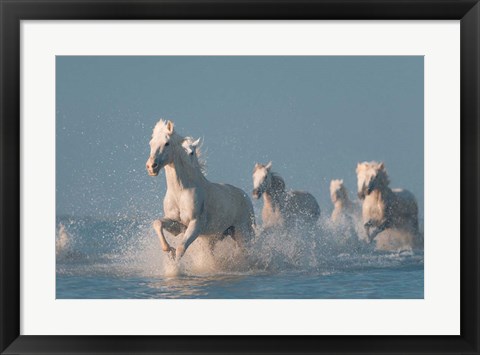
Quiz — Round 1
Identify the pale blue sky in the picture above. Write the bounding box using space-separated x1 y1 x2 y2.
56 56 423 219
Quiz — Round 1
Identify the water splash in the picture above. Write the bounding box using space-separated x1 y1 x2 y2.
56 215 423 279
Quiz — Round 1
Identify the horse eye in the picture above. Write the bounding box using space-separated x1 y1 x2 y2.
165 142 170 146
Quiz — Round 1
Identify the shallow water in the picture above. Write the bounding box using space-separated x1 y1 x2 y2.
56 216 424 299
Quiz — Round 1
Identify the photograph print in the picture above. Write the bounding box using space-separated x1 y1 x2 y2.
56 56 424 299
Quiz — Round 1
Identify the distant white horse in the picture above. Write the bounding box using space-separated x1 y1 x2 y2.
56 223 70 254
356 161 419 244
252 162 320 230
330 179 355 224
329 179 367 243
146 119 255 260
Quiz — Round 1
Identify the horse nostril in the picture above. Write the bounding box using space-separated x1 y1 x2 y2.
151 162 158 169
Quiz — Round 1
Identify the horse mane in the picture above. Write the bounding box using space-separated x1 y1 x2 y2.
151 119 182 146
356 162 370 199
152 119 206 176
172 135 206 177
152 119 167 139
371 161 390 187
270 172 286 193
191 140 207 175
330 179 349 203
356 161 391 198
182 136 207 175
378 169 390 187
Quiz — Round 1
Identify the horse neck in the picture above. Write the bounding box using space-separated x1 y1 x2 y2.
334 197 352 210
164 150 207 192
262 193 278 214
380 184 395 203
369 184 393 203
264 184 286 210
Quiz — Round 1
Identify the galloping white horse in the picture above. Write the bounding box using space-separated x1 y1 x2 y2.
252 162 320 230
330 179 355 224
146 120 255 260
56 223 70 255
329 179 368 243
356 161 419 243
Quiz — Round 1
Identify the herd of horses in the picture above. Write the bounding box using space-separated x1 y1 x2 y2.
146 119 421 261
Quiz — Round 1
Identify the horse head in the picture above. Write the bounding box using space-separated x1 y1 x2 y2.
252 161 272 199
330 179 347 203
146 119 176 176
359 161 390 195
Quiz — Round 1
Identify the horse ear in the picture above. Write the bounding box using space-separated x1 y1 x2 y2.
379 162 385 170
265 161 272 170
192 138 201 147
166 120 174 135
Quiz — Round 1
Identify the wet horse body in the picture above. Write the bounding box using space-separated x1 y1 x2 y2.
253 162 320 230
356 162 419 243
330 179 356 224
146 120 255 260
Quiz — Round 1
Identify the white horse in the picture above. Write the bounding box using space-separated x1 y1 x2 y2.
329 179 367 244
330 179 355 224
252 162 320 230
56 223 70 255
146 119 255 260
356 161 419 244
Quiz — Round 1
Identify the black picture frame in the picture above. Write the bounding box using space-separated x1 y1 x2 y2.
1 1 479 354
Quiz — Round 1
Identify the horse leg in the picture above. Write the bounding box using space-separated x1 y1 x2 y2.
175 219 202 260
221 225 247 252
365 219 390 242
207 238 217 255
152 218 186 256
364 220 373 243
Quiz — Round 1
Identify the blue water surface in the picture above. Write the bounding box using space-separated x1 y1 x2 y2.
56 216 424 299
